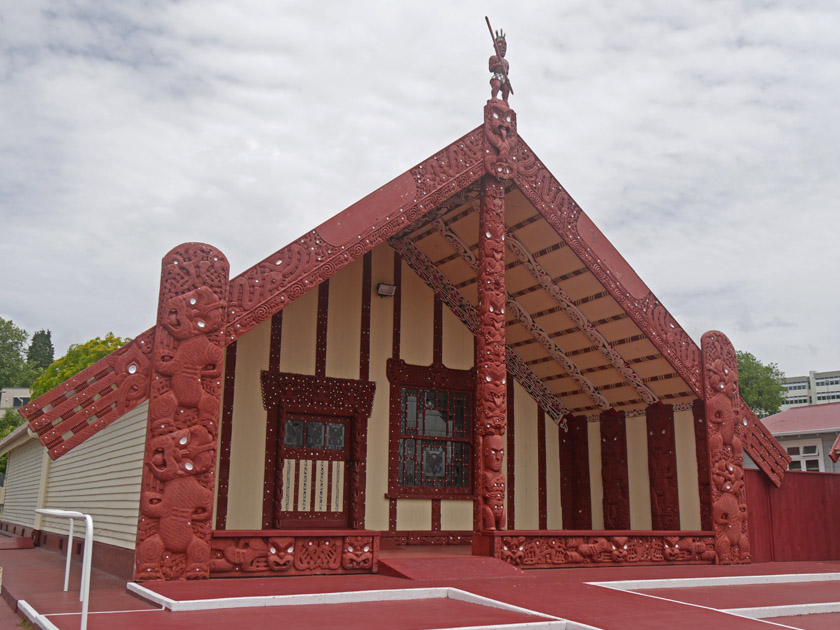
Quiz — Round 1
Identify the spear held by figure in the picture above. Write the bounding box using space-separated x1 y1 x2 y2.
485 16 513 100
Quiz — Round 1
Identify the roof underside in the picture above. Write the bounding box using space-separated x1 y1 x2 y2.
19 124 789 484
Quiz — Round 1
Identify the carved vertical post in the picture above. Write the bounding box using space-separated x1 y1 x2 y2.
134 243 229 581
475 98 517 532
701 331 750 564
559 414 592 530
646 402 680 530
600 409 630 530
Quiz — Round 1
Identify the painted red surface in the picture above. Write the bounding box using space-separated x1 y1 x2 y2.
635 581 840 608
43 598 547 630
214 341 237 530
646 403 680 530
772 613 840 630
746 468 840 562
600 409 630 530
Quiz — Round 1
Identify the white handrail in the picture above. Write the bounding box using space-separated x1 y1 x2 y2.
35 508 93 630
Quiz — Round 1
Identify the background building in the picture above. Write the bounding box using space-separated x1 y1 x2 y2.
761 402 840 472
0 388 30 412
781 370 840 410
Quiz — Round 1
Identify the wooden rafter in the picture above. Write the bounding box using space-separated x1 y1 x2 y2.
431 217 612 411
505 230 659 406
388 235 571 425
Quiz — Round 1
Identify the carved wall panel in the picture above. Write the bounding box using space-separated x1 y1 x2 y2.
559 414 592 530
600 410 630 530
693 398 712 530
484 532 715 568
260 372 376 530
209 531 379 577
701 331 750 564
134 243 229 581
646 403 680 530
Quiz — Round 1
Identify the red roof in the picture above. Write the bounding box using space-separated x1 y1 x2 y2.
761 402 840 435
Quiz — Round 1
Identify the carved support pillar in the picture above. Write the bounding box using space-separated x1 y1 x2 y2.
475 99 516 532
134 243 230 581
701 331 750 564
558 414 591 530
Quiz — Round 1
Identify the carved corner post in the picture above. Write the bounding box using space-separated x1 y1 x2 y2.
134 243 230 581
475 99 517 536
701 331 750 564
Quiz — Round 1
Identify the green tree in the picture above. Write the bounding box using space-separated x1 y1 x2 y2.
26 329 54 370
736 350 786 417
0 407 24 475
0 318 29 388
30 333 129 400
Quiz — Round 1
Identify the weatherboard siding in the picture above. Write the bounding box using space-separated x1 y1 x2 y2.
40 401 148 549
1 438 45 527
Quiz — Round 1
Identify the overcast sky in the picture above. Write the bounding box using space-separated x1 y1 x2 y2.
1 1 838 378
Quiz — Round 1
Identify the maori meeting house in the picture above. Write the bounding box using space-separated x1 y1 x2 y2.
8 31 830 587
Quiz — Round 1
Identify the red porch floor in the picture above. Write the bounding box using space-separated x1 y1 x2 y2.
3 546 840 629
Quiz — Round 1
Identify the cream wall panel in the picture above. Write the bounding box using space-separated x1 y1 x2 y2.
41 401 148 549
400 259 433 366
364 245 394 531
396 499 431 530
674 407 701 530
545 416 562 528
626 415 652 530
513 382 538 529
326 258 362 380
588 420 605 529
2 438 46 528
279 284 318 375
441 499 473 531
442 307 474 370
226 318 271 529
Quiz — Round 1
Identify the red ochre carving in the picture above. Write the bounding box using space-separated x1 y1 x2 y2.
493 533 715 568
702 331 750 564
481 434 506 530
599 410 630 530
646 403 680 531
135 243 229 582
484 100 517 180
209 533 377 577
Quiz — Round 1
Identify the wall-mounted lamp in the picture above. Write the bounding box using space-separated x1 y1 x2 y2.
376 283 397 298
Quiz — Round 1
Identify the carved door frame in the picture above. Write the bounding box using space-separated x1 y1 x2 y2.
260 371 376 530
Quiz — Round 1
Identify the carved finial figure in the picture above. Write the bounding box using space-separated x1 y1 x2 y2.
486 17 513 102
481 434 506 530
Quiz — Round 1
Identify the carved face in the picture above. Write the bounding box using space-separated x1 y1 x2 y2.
483 434 505 472
496 39 507 57
706 392 733 426
147 425 215 480
267 537 295 572
161 287 224 340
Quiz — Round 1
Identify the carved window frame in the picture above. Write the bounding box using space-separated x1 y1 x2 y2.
386 358 476 500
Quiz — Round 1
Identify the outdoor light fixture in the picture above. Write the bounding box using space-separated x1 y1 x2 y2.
377 283 397 297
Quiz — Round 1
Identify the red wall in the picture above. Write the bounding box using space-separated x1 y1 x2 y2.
746 469 840 562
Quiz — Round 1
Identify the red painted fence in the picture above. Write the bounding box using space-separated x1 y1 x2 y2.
746 469 840 562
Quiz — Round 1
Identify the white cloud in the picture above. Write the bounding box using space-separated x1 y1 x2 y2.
1 0 838 376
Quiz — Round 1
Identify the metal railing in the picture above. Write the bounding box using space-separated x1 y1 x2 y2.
34 508 93 630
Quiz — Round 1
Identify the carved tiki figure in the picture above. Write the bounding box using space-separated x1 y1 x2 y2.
481 434 506 530
489 31 511 102
136 425 216 578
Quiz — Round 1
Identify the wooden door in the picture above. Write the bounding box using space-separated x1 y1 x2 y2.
278 414 350 528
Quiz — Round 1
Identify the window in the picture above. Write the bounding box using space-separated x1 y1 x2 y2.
815 377 840 387
12 396 29 408
397 387 471 490
785 439 823 472
387 358 475 498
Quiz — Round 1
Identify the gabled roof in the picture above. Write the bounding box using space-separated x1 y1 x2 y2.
762 402 840 436
18 122 788 485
